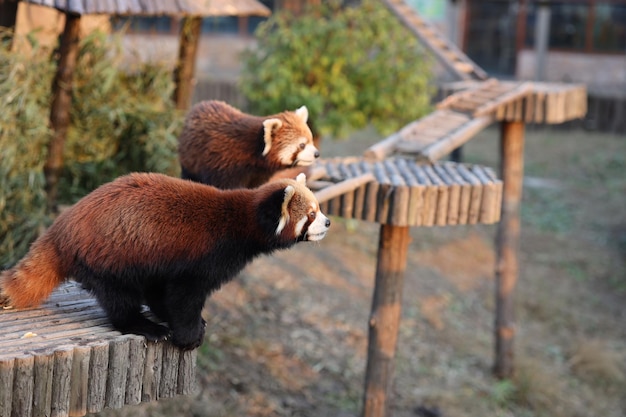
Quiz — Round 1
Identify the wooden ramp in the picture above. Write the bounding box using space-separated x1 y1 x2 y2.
0 283 196 417
381 0 488 81
364 81 587 162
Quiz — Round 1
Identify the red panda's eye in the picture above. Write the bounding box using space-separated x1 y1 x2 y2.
299 143 306 150
309 212 316 219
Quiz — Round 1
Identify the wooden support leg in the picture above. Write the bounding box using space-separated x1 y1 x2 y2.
173 16 202 111
494 120 525 378
45 14 81 213
362 224 410 417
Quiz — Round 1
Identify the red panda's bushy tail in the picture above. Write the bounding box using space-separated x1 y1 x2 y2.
0 235 66 309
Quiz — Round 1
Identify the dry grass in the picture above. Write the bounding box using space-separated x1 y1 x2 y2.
568 338 625 384
95 127 625 417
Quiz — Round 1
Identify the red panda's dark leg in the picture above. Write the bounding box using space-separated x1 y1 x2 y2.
163 281 207 351
144 285 170 323
88 279 170 342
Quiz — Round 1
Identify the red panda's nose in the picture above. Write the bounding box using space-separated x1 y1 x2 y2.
314 150 320 158
325 218 331 227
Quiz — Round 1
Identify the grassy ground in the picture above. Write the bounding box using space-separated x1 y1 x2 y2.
96 126 625 417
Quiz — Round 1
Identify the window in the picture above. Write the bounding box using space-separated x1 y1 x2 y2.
524 0 626 53
549 3 588 49
593 3 626 51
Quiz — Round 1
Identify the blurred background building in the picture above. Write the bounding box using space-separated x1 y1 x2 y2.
4 0 625 132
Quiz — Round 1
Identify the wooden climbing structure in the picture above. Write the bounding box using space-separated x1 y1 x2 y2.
380 0 488 81
0 2 588 417
0 283 196 417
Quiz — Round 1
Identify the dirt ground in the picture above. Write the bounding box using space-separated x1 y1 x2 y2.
97 126 625 417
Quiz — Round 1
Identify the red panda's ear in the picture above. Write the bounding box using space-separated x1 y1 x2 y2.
262 118 283 156
296 173 306 185
295 106 308 123
276 185 296 234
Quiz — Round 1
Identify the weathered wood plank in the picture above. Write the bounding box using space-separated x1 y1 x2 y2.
86 342 109 414
51 347 73 417
105 337 131 409
32 353 53 417
0 358 14 417
69 346 91 417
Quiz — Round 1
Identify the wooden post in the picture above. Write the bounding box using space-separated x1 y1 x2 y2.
173 16 202 111
494 120 525 378
45 13 81 212
0 0 18 50
362 224 410 417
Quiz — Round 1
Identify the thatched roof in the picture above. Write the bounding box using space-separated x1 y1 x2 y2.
6 0 271 16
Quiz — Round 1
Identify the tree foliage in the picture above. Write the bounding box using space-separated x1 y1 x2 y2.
0 31 181 267
240 0 434 139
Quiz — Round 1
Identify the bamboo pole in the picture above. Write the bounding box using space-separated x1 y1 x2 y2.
45 14 81 212
494 120 525 378
173 16 202 111
362 225 410 417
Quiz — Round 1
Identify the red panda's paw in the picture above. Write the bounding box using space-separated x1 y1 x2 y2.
116 316 171 342
0 291 13 309
171 320 206 351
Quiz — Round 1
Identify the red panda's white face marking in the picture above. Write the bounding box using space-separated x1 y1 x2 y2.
262 106 319 167
274 173 330 241
262 118 283 156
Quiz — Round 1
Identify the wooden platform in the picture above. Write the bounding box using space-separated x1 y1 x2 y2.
364 81 587 162
312 157 502 227
0 282 196 417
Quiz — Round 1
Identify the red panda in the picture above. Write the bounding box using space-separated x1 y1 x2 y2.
177 100 319 189
0 172 330 350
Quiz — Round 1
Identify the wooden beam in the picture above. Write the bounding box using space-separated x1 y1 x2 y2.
45 13 81 213
362 224 410 417
494 120 525 378
173 16 202 111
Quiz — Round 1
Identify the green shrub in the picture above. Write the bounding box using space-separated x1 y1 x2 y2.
0 35 53 267
60 31 182 201
240 0 434 139
0 31 182 267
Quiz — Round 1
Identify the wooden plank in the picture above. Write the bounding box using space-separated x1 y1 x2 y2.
471 166 498 224
12 354 34 417
339 163 356 218
395 159 423 226
51 347 73 417
125 336 146 406
177 349 197 396
159 344 180 399
456 164 483 224
32 353 54 417
349 163 367 220
419 115 495 162
436 78 499 109
0 358 14 417
141 341 163 403
363 131 401 161
384 160 410 226
374 164 391 224
105 337 131 409
314 173 375 205
423 165 448 226
86 342 109 414
69 346 91 417
433 164 460 225
443 163 471 225
408 164 436 226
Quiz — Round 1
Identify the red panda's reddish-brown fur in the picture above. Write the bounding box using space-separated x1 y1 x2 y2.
0 173 329 349
178 100 319 189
